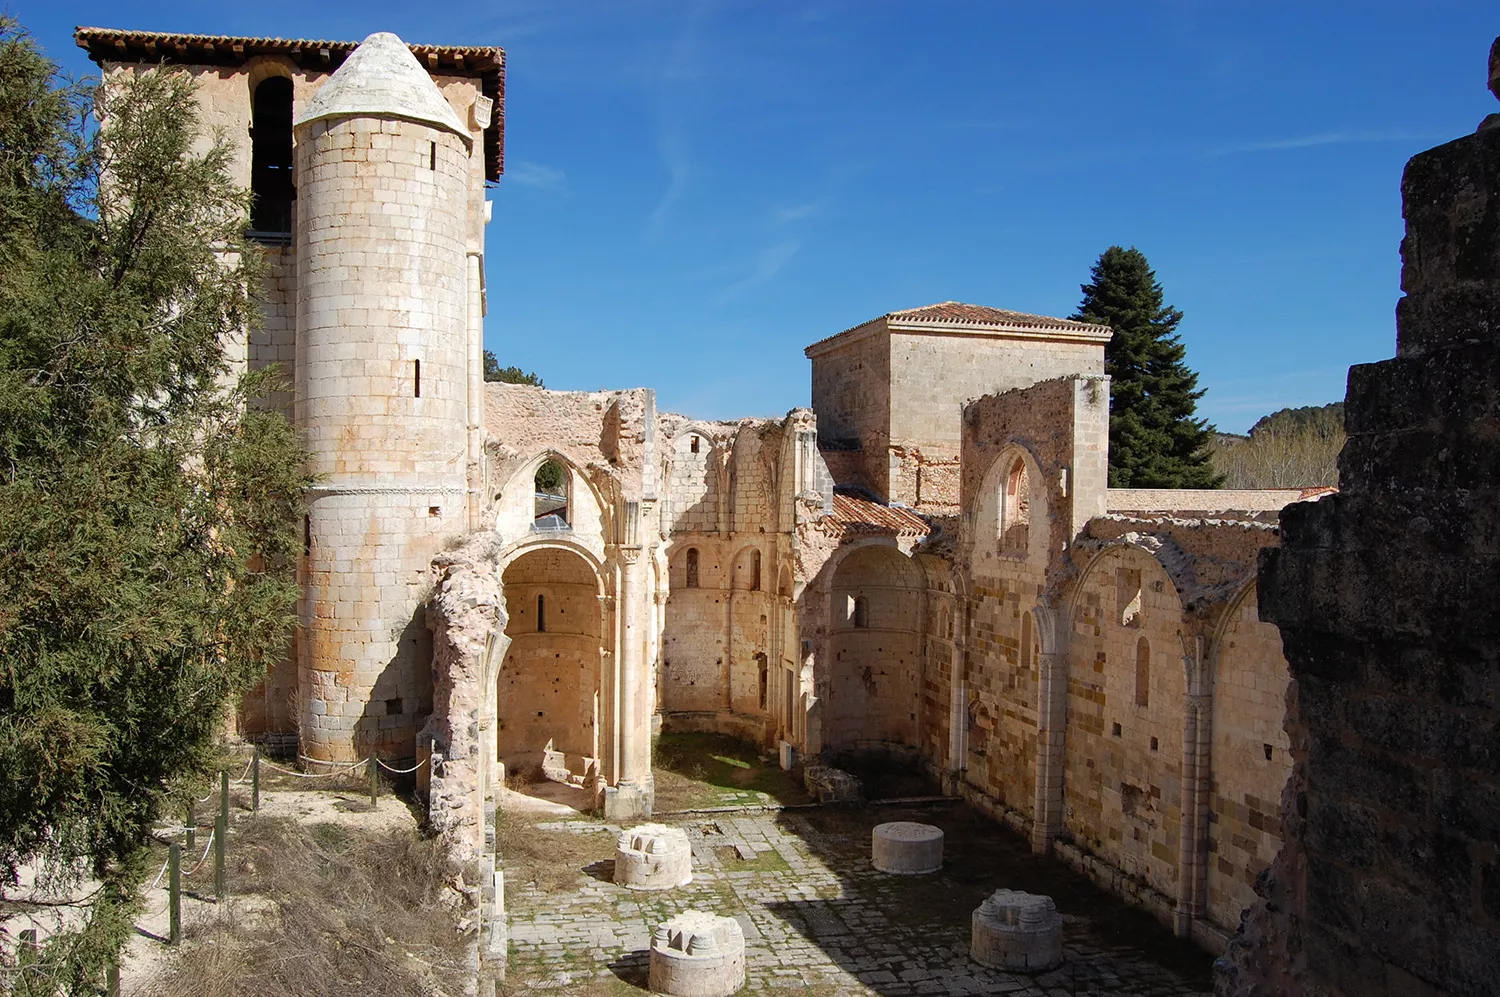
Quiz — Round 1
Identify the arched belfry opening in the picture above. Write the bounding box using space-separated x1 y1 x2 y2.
534 460 569 530
249 76 294 235
496 548 601 778
1001 456 1030 553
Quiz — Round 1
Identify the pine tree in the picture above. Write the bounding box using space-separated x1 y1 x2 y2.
0 18 310 987
483 348 544 386
1072 246 1220 488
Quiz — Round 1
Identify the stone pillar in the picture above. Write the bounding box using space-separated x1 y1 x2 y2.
606 501 651 818
1175 693 1211 938
466 252 484 533
1031 649 1067 855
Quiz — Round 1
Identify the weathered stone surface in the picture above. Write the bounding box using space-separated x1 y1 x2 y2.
871 821 944 875
970 888 1063 972
614 823 692 891
1218 38 1500 997
648 910 746 997
804 764 862 804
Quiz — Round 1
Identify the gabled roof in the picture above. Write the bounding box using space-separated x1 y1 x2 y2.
295 32 468 142
74 26 505 180
805 301 1111 357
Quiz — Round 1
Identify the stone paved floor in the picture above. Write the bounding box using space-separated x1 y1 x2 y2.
504 803 1214 997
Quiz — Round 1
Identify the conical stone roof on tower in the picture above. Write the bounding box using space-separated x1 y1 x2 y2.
295 30 468 142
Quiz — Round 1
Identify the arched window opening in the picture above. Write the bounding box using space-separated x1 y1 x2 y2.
534 460 569 530
751 550 762 591
1135 636 1150 707
690 435 700 455
685 548 700 588
249 77 294 235
1001 456 1031 553
537 594 547 633
1021 611 1035 671
853 596 869 629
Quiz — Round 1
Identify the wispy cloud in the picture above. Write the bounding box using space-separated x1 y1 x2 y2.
771 198 829 225
712 240 802 305
1206 129 1442 157
506 160 568 193
646 1 716 235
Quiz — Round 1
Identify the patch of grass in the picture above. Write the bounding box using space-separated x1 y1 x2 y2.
139 817 469 997
713 844 790 873
652 733 811 810
493 810 615 899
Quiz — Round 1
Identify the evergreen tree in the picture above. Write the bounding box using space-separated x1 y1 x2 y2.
483 348 543 386
0 18 310 988
1072 246 1220 488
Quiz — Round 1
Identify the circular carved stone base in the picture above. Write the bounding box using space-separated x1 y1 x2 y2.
614 823 692 891
970 889 1063 972
871 821 944 875
648 910 747 997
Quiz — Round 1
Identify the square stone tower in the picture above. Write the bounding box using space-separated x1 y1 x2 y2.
805 302 1111 509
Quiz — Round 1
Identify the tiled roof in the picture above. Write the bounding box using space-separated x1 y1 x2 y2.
74 27 505 181
805 301 1110 355
831 490 931 538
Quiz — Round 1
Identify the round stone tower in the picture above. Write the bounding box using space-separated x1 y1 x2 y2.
292 32 473 762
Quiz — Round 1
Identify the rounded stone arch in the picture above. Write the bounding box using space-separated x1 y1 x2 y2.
666 539 722 590
1065 540 1186 646
245 55 297 91
493 450 608 543
776 563 794 600
820 539 927 753
729 544 764 592
663 424 723 534
1203 575 1293 929
971 443 1048 562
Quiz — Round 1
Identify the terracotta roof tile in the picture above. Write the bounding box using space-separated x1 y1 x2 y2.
805 301 1110 354
831 490 931 538
74 26 505 181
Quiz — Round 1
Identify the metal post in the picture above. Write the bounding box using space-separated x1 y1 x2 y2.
186 804 195 852
168 843 181 945
215 769 227 901
369 756 379 809
252 747 260 813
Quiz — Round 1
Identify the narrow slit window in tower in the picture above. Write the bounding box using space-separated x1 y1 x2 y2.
853 596 869 629
751 550 762 591
413 359 421 398
537 594 546 633
757 654 769 710
686 548 700 588
249 77 294 235
429 141 437 170
1135 637 1151 707
303 514 311 557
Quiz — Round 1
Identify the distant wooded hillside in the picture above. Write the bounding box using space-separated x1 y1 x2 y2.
1211 402 1345 488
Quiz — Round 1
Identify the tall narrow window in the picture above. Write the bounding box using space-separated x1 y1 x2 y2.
1001 456 1030 552
537 594 546 633
757 653 769 710
534 460 569 529
303 514 311 557
1021 611 1035 671
1118 568 1143 628
429 141 437 170
249 77 294 234
853 596 869 629
751 550 762 591
1135 637 1150 707
413 359 421 398
686 548 700 588
690 435 700 454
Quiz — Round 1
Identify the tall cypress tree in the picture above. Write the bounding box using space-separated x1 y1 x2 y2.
1072 246 1220 488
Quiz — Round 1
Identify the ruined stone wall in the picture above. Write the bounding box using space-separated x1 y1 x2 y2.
1064 545 1188 901
1219 66 1500 996
661 541 728 712
1207 585 1291 931
808 328 891 498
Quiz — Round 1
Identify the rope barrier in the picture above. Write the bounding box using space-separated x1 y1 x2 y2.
230 756 255 785
259 756 369 779
183 830 215 876
147 854 171 893
376 756 431 775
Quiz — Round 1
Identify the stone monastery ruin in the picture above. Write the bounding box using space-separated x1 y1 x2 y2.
81 26 1340 956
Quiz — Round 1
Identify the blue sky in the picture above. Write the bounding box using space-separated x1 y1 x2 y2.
20 2 1499 431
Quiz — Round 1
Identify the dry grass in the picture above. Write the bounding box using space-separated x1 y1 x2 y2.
492 810 614 898
137 817 470 997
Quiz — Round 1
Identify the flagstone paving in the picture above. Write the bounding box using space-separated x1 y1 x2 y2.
503 803 1215 997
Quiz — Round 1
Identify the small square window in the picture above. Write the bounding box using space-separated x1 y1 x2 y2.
1112 722 1122 737
429 506 441 517
385 698 403 716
